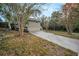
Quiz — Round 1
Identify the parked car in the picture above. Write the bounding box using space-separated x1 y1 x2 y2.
24 27 29 32
15 27 29 32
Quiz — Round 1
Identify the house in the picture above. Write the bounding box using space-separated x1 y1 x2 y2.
28 17 42 32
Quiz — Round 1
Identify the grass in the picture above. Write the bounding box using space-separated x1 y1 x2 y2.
0 29 78 56
47 30 79 40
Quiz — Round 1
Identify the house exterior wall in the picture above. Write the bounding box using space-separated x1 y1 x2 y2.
28 21 42 32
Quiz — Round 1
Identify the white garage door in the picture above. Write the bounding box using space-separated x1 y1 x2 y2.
28 21 42 32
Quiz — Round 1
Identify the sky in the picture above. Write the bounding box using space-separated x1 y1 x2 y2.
41 3 64 17
0 3 64 21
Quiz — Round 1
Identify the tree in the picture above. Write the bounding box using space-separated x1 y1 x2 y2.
0 4 3 12
51 11 62 30
63 3 76 34
71 4 79 32
62 3 77 34
40 16 46 30
10 3 42 37
0 4 14 30
0 4 4 13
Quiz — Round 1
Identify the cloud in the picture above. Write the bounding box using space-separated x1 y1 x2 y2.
41 3 63 17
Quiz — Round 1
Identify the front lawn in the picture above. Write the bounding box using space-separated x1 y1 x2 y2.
47 30 79 40
0 30 77 56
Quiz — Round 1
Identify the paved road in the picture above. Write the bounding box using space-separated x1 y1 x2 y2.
31 31 79 54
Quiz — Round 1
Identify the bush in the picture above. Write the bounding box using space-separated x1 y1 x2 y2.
0 22 8 28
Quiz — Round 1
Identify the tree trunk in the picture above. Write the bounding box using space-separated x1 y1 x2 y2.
8 22 11 30
54 23 55 31
68 24 73 34
68 14 73 35
46 21 48 31
65 11 73 35
19 15 25 37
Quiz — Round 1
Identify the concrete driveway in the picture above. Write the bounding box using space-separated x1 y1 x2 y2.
31 31 79 54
